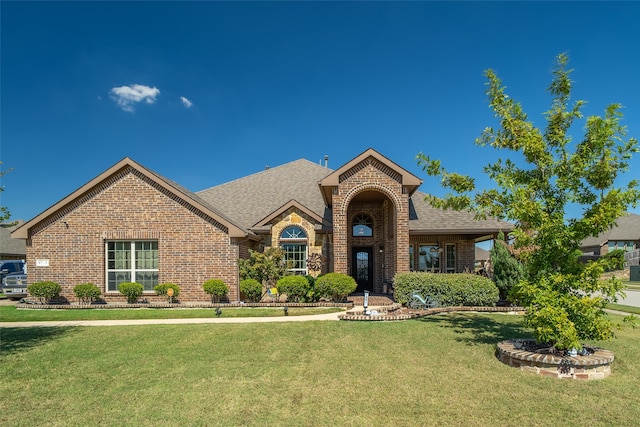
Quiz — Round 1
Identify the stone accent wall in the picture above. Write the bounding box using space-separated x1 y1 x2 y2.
25 168 240 303
269 209 325 277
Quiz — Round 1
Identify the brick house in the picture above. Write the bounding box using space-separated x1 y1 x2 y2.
12 148 512 302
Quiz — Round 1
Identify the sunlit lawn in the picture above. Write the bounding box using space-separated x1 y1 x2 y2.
2 312 639 426
0 305 342 322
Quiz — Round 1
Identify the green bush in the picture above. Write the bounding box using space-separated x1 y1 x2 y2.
203 279 229 303
490 233 526 301
118 282 144 304
393 272 499 307
154 283 181 302
27 281 62 304
600 249 626 272
73 283 101 304
240 279 262 302
277 275 311 302
315 273 357 302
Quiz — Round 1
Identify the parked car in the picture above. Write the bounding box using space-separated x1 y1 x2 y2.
2 271 28 300
0 260 25 282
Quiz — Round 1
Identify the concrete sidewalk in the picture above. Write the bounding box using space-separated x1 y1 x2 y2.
0 310 344 328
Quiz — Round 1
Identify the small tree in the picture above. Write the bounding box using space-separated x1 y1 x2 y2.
203 279 229 303
418 54 639 350
239 247 289 289
490 232 525 301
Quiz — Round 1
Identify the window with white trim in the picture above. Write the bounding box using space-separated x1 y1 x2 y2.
280 226 308 275
106 241 158 292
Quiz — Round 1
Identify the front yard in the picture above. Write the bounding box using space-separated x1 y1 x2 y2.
1 312 639 426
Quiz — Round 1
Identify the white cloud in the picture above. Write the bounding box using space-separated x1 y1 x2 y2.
180 96 193 108
110 84 160 112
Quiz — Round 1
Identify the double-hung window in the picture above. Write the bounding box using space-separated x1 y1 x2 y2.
106 241 158 292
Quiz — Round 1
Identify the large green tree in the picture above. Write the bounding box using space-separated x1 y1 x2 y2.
418 54 639 350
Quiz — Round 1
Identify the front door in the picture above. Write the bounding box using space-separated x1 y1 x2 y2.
352 247 373 293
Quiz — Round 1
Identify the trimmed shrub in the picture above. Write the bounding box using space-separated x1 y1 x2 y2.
315 273 357 302
240 279 262 303
277 275 311 302
27 281 62 304
491 235 526 301
154 283 181 302
203 279 229 303
118 282 144 304
393 272 499 307
73 283 101 304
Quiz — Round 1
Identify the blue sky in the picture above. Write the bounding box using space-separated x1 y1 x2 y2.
2 1 639 223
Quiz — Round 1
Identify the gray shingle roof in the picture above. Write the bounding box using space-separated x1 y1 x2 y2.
580 212 640 247
196 158 513 235
1 220 26 257
409 191 513 234
197 159 333 230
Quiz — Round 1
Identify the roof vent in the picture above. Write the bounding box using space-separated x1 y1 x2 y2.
324 155 329 168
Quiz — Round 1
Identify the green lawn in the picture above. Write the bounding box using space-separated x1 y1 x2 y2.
1 312 639 426
0 306 343 322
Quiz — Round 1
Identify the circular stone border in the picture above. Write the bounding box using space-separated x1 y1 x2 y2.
496 339 614 380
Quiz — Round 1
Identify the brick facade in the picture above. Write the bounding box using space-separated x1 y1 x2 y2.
25 167 240 303
15 150 509 303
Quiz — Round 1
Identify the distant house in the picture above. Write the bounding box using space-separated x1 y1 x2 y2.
580 212 640 256
1 220 26 260
12 148 512 302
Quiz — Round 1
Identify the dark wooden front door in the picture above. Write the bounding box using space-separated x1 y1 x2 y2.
352 247 373 293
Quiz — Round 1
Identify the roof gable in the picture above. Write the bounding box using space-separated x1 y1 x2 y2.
12 158 249 239
197 159 332 230
318 148 422 206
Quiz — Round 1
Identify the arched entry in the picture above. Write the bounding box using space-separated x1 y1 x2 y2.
346 190 398 293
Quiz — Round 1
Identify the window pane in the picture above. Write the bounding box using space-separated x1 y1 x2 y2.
409 246 414 271
356 251 369 281
108 271 131 292
446 244 455 272
282 244 307 273
352 214 373 237
136 271 158 291
418 245 440 272
281 226 307 240
136 241 158 269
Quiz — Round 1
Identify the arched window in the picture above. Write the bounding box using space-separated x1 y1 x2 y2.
352 214 373 237
280 226 308 275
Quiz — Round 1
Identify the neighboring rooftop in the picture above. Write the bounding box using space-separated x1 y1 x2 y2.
1 220 26 258
580 212 640 247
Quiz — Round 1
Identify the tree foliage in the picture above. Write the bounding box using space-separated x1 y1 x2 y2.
490 231 525 301
418 54 639 349
239 247 290 288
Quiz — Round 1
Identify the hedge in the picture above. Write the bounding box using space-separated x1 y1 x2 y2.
393 272 498 307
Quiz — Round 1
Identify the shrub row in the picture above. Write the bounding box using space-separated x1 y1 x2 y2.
275 273 356 303
25 274 357 305
393 272 499 307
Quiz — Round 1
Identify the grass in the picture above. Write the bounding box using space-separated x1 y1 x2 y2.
1 312 639 426
606 303 640 315
0 306 343 322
